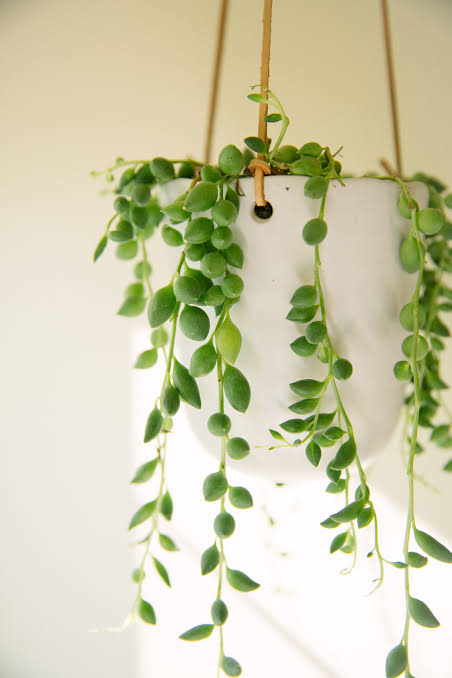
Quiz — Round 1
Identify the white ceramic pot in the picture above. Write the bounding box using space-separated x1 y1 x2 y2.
157 176 428 477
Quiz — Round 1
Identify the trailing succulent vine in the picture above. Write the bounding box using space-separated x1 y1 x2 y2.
93 89 452 677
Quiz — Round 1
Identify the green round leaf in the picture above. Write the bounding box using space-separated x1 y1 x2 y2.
303 218 328 245
203 471 228 501
211 226 233 250
222 657 242 677
417 207 444 235
397 193 417 219
93 235 108 262
162 384 180 416
333 358 353 380
185 182 218 212
116 240 138 260
304 175 328 199
138 599 156 625
400 236 423 273
290 336 317 357
159 534 179 552
200 252 226 279
131 458 159 484
150 157 175 182
118 296 146 317
330 438 357 469
160 491 173 520
290 156 323 176
179 624 214 641
329 500 363 524
201 544 219 575
264 113 282 123
125 282 145 298
173 359 201 409
407 551 428 568
399 302 426 331
385 644 407 678
280 418 308 433
186 243 204 261
207 412 232 436
153 556 170 587
203 285 226 306
162 225 183 247
393 360 412 382
134 349 158 369
244 136 267 154
214 511 235 538
130 205 149 229
143 408 163 443
201 164 223 183
289 378 324 397
226 437 250 460
305 321 327 344
223 243 244 269
226 568 260 592
272 145 299 163
211 599 228 626
300 142 322 157
174 276 201 304
287 306 319 323
189 342 217 377
114 196 130 215
129 500 157 530
148 283 177 327
177 162 195 178
110 220 134 242
402 335 429 360
118 167 135 189
212 201 237 227
330 531 349 553
151 326 168 348
216 316 242 364
288 398 319 414
184 217 214 244
408 596 440 628
179 305 210 341
132 184 151 206
290 285 317 308
221 274 244 299
229 486 253 509
414 527 452 563
306 441 321 467
224 364 251 413
134 260 152 279
218 145 244 175
132 568 145 583
357 507 374 529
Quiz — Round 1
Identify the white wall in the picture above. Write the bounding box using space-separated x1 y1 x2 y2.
1 1 452 677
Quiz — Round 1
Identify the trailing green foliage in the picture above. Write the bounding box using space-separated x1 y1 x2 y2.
92 89 452 677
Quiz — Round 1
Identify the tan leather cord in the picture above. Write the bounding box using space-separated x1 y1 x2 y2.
204 0 229 165
381 0 403 177
254 0 273 206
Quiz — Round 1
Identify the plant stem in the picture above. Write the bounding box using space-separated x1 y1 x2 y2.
216 353 226 677
133 431 168 616
401 203 425 666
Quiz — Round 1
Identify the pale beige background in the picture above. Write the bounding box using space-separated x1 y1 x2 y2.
1 1 452 677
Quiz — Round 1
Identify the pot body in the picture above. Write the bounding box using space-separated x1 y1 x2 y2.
157 176 428 477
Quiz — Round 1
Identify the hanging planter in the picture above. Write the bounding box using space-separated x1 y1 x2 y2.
161 174 429 476
91 1 452 677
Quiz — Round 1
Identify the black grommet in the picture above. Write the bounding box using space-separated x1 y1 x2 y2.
254 202 273 219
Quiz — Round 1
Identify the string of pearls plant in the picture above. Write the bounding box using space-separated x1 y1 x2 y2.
92 90 452 678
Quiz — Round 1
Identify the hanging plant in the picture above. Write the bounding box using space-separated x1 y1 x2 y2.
92 88 452 677
91 1 452 676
